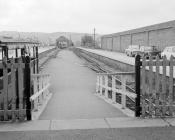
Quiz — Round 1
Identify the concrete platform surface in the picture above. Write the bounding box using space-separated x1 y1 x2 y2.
0 117 175 140
39 50 126 120
0 117 174 132
77 47 135 66
1 127 175 140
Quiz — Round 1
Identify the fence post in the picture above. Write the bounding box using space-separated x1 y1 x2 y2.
100 76 103 95
96 75 99 93
121 75 126 109
112 75 116 103
3 57 8 121
135 55 141 117
25 56 32 120
105 75 108 98
36 46 39 73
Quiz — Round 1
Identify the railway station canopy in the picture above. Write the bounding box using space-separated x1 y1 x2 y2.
0 36 40 59
0 36 39 49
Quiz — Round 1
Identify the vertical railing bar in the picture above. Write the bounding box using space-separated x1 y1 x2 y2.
11 58 16 121
25 56 31 121
105 75 108 98
155 56 160 116
96 75 99 93
3 57 8 121
112 75 116 103
148 56 153 116
169 56 173 116
100 75 103 96
121 75 126 109
141 56 146 117
162 56 167 116
135 55 141 117
18 57 24 120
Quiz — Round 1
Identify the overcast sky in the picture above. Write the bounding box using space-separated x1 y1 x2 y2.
0 0 175 34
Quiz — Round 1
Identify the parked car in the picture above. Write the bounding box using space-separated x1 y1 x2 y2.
125 45 140 57
138 46 161 58
161 46 175 60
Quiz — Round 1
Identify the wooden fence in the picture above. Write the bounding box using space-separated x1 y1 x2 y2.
96 72 136 114
30 58 39 74
140 55 175 117
0 57 26 121
96 55 175 118
0 56 50 122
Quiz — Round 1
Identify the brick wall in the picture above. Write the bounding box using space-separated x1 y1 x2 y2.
101 20 175 52
149 28 175 51
132 32 148 46
107 37 113 51
121 34 131 52
113 36 120 51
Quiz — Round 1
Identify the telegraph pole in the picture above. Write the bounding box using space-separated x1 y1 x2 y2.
93 28 96 48
69 35 72 47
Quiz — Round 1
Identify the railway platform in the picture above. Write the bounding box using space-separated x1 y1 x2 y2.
1 48 175 140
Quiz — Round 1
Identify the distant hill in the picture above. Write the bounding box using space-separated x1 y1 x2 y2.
0 31 101 46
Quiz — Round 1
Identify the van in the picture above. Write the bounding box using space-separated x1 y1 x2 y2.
161 46 175 60
125 45 140 57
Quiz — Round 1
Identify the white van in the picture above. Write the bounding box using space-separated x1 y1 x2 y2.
161 46 175 60
125 45 140 57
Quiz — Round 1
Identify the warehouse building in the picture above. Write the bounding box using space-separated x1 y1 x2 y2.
101 20 175 52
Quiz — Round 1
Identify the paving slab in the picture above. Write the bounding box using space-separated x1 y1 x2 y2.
32 93 52 120
106 117 169 128
51 118 109 130
163 118 175 126
0 120 50 132
0 117 170 132
95 93 135 117
1 127 175 140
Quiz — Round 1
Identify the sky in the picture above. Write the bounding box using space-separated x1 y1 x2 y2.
0 0 175 34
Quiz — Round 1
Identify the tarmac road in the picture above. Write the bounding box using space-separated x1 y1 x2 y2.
1 126 175 140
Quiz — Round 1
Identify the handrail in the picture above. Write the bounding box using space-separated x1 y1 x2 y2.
30 73 50 111
30 83 50 101
31 73 50 77
96 72 136 114
97 71 135 76
0 71 16 81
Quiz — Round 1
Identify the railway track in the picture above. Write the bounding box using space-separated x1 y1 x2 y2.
73 49 136 111
73 49 114 73
74 49 174 117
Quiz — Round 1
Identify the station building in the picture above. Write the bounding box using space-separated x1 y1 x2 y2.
101 20 175 52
